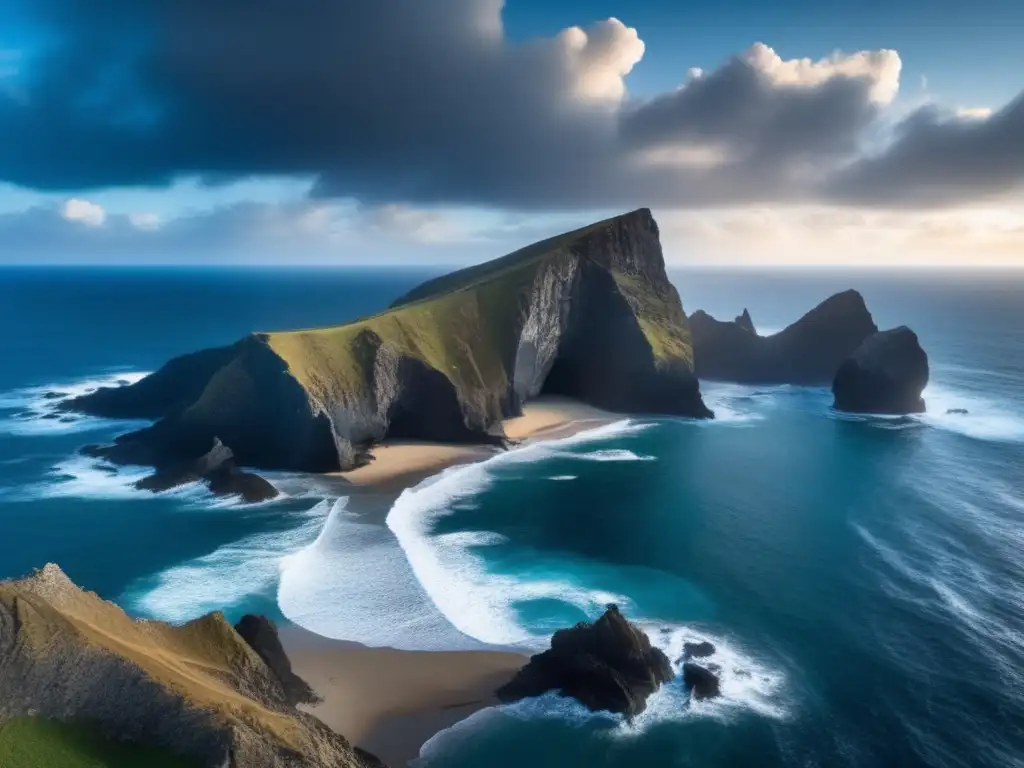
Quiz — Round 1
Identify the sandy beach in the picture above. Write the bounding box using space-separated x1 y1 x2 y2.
340 395 617 489
281 624 526 767
283 396 619 765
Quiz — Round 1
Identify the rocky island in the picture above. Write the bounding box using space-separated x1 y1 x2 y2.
66 209 711 478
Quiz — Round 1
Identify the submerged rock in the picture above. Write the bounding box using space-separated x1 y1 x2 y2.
946 408 969 415
832 327 929 415
496 604 673 717
134 437 278 503
689 290 879 385
683 662 721 700
64 209 711 474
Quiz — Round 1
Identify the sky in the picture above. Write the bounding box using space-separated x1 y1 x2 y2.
0 0 1022 266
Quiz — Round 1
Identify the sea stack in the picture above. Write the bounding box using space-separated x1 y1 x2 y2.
496 604 674 717
65 209 711 474
832 327 929 414
688 290 879 385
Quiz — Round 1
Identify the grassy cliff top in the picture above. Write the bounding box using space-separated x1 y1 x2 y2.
261 207 684 406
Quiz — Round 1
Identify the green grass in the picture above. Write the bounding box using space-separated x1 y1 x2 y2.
0 718 194 768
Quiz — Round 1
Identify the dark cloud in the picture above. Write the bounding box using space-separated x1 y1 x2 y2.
827 95 1024 206
0 0 1021 209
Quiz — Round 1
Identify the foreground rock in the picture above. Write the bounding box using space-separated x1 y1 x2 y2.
127 437 278 503
688 290 879 385
496 604 673 717
65 209 711 474
833 327 929 414
0 564 382 768
682 662 721 701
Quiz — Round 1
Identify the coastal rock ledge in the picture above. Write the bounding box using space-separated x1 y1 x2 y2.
65 208 711 473
496 604 673 717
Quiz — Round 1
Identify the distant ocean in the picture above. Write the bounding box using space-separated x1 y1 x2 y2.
1 266 1023 767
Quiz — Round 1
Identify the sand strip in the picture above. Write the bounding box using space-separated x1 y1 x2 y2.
340 396 617 489
281 625 525 767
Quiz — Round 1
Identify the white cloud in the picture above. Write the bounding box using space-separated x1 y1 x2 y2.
128 211 161 230
743 43 902 104
61 199 106 227
556 18 645 103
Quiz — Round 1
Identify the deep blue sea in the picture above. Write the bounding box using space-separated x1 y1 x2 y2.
2 267 1023 768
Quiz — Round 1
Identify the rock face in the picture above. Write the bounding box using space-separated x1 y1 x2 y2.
129 437 278 503
496 605 673 717
235 614 318 707
65 209 711 473
832 326 929 414
0 564 380 768
689 290 880 385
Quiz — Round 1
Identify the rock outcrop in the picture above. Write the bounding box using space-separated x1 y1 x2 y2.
689 290 879 385
682 662 721 701
127 437 278 503
0 564 381 768
832 326 929 414
496 604 673 717
65 209 711 473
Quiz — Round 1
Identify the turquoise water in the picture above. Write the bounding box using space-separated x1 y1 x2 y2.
1 268 1023 767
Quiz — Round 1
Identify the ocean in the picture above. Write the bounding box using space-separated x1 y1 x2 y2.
1 266 1022 767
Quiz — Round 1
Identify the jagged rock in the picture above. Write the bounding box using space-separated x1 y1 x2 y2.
833 327 929 415
734 309 755 334
64 210 712 473
689 290 879 385
496 604 673 717
946 408 968 415
682 641 716 660
134 438 278 503
0 564 380 768
235 615 318 707
682 662 721 700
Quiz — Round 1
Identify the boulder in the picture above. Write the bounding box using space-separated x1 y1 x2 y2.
496 604 673 717
683 662 721 700
689 290 879 385
832 327 929 415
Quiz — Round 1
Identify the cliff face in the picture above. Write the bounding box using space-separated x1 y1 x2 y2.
689 290 880 385
0 565 379 768
68 209 710 472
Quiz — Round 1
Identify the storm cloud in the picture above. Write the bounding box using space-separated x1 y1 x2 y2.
0 0 1021 209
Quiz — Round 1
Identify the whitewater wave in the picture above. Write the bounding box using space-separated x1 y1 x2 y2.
278 498 489 650
699 382 776 424
125 499 332 622
385 420 654 647
915 382 1024 443
0 371 149 436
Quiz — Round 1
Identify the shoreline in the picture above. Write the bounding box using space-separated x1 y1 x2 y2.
338 395 618 489
282 396 621 765
281 624 525 767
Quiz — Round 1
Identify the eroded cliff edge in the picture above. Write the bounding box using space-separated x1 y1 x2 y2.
67 209 711 472
0 564 381 768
